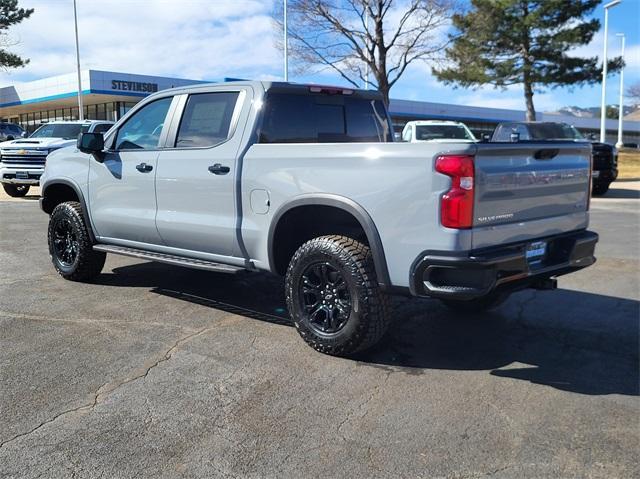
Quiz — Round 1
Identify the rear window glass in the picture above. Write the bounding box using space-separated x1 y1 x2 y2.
415 125 472 140
527 123 583 140
258 92 391 143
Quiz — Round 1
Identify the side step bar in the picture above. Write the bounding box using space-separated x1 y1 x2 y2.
93 244 244 274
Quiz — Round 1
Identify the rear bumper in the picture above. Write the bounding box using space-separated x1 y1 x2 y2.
409 230 598 300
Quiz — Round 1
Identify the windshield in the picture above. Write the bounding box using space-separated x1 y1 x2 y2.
527 123 584 140
30 123 90 140
415 124 474 141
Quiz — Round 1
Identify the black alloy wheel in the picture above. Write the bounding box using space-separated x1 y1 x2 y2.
285 235 391 356
299 261 352 335
48 201 106 281
52 217 80 267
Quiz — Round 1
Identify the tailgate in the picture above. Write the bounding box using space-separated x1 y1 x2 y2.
472 142 591 247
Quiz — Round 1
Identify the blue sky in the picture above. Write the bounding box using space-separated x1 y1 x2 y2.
1 0 638 113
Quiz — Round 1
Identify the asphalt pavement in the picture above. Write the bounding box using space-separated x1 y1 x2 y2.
0 183 638 478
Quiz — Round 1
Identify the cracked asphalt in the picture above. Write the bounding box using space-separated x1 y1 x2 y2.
0 184 639 478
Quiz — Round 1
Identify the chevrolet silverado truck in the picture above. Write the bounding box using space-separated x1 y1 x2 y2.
491 121 618 195
0 120 113 197
39 81 598 356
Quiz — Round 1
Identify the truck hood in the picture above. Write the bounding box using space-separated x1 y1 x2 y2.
0 137 75 150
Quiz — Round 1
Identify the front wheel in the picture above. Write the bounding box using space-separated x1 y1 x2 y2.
48 201 106 281
592 182 610 196
2 183 30 197
285 235 391 356
441 291 509 313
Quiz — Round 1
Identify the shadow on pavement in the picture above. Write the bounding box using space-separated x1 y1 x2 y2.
100 262 639 397
598 187 640 199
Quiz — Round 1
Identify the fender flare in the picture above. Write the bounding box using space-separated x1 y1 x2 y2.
267 194 392 288
40 178 97 243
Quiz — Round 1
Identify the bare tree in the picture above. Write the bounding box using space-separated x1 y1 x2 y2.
276 0 453 105
627 82 640 102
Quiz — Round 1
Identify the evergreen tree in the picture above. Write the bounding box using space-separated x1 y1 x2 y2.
0 0 33 69
433 0 622 120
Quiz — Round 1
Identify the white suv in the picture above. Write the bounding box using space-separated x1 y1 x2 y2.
0 120 113 197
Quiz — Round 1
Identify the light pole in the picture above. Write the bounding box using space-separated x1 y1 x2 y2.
615 33 625 148
364 2 369 89
283 0 288 82
73 0 84 120
599 0 621 143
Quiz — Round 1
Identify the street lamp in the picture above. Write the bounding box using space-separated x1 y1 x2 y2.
73 0 84 120
283 0 288 82
599 0 622 143
615 33 625 148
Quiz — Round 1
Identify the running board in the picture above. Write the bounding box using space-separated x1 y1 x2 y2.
93 244 244 274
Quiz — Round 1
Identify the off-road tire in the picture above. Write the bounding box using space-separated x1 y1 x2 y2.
592 182 610 196
2 183 30 197
441 291 509 313
285 235 391 356
48 201 106 281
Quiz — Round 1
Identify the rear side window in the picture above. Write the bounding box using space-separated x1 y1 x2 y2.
176 92 240 148
259 92 391 143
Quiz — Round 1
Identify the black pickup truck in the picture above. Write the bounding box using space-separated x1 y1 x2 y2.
491 121 618 195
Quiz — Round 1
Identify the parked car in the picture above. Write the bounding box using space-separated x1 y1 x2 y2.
491 121 618 195
39 81 597 356
0 122 26 141
402 120 476 142
0 120 113 197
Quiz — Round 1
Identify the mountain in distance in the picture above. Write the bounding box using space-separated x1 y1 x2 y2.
546 104 640 120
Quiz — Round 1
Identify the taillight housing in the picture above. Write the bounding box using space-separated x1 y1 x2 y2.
435 155 475 229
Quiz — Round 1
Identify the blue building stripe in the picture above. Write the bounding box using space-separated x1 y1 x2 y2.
0 89 148 108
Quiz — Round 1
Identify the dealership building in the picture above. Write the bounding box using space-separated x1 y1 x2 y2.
1 69 639 143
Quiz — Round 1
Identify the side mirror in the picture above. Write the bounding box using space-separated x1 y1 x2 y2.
78 132 104 157
20 131 27 138
510 131 520 142
393 132 402 142
482 133 491 141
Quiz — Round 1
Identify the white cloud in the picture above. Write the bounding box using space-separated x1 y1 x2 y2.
0 0 637 113
0 0 282 85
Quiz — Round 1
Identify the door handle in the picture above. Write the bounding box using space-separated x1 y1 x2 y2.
208 163 230 175
136 162 153 172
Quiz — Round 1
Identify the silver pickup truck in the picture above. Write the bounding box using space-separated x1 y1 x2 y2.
39 81 598 356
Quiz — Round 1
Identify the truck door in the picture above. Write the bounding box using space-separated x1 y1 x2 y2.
155 87 251 257
88 96 175 245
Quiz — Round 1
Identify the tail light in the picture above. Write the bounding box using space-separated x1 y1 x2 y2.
435 155 475 229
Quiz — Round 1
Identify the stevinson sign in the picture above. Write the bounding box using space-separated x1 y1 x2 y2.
111 80 159 93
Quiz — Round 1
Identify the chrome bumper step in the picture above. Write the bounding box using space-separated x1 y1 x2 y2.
93 244 244 274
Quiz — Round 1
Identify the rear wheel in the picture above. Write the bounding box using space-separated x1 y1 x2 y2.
2 183 30 197
592 182 610 196
441 291 509 313
48 201 106 281
285 235 391 356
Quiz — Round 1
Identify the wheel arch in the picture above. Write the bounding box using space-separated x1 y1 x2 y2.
267 194 391 288
40 179 96 243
